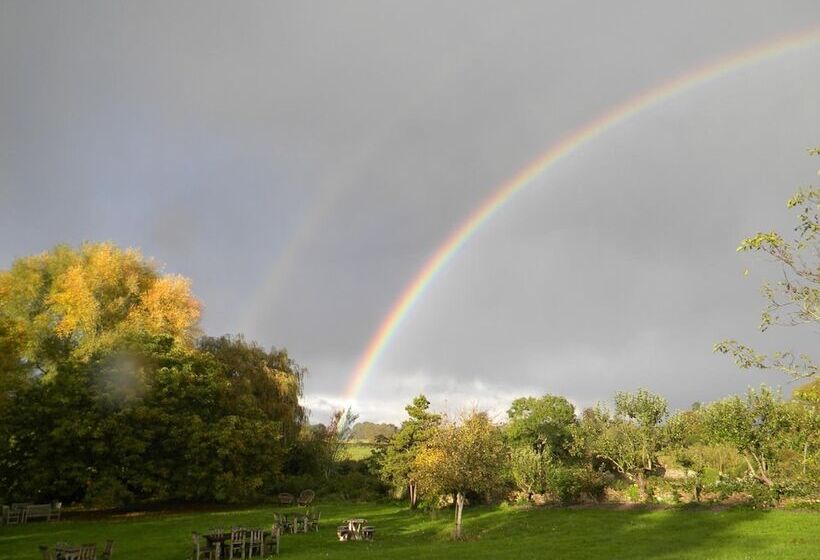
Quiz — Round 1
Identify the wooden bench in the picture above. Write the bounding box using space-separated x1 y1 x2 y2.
23 503 61 523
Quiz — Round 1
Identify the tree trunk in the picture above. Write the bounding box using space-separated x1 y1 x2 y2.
454 492 465 539
636 471 648 502
408 480 417 509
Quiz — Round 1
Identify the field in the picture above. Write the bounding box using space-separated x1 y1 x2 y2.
1 502 818 559
341 442 375 460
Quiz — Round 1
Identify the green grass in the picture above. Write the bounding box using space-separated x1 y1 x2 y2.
1 502 818 559
341 442 374 460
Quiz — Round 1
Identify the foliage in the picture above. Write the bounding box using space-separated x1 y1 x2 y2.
0 244 307 506
377 395 441 508
701 386 796 487
350 421 398 442
505 394 576 458
715 148 819 379
573 389 668 501
414 411 507 537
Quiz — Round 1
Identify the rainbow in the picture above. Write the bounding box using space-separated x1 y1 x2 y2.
344 28 820 401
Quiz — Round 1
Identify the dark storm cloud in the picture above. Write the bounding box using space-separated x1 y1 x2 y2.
1 1 818 422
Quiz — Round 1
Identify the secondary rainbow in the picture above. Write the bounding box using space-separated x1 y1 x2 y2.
344 28 820 401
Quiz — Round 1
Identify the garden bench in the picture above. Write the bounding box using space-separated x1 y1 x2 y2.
23 503 62 523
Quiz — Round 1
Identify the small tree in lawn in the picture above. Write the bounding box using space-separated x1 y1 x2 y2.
414 411 506 539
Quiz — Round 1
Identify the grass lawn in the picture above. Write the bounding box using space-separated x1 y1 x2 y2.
341 442 375 460
1 502 818 559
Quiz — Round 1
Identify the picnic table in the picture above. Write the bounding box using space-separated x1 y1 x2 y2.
337 519 375 541
203 528 278 558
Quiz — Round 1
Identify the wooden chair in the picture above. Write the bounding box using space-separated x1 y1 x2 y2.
305 510 321 532
3 505 22 525
265 525 281 556
57 548 82 560
79 544 97 560
227 527 245 559
191 532 215 560
277 493 294 505
245 528 264 558
296 489 315 507
101 539 114 560
273 513 292 534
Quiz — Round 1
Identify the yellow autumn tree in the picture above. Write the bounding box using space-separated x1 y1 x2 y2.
414 410 507 538
0 242 201 372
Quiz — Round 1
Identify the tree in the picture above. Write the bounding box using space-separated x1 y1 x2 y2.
414 411 506 538
0 242 201 373
378 395 440 508
505 394 576 458
701 386 795 486
715 148 819 379
0 243 308 505
574 389 668 501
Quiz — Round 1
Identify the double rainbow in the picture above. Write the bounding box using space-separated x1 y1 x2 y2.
344 28 820 401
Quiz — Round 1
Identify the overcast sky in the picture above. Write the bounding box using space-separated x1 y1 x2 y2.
1 2 818 423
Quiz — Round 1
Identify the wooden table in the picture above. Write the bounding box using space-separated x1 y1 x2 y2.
204 530 275 559
340 519 371 541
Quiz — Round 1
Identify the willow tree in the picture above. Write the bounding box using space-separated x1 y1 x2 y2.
0 242 201 373
414 411 506 538
715 148 819 379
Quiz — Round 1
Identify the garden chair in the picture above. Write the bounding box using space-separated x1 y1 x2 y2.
191 532 216 560
38 545 54 560
265 525 281 556
305 510 321 532
57 548 82 560
79 544 97 560
277 493 294 505
101 539 114 560
3 505 22 525
273 513 292 534
227 527 246 559
245 528 264 558
296 489 314 507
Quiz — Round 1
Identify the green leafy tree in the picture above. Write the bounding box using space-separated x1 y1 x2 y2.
414 411 507 538
505 394 576 458
574 389 668 501
378 395 441 508
715 148 818 379
701 386 795 486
